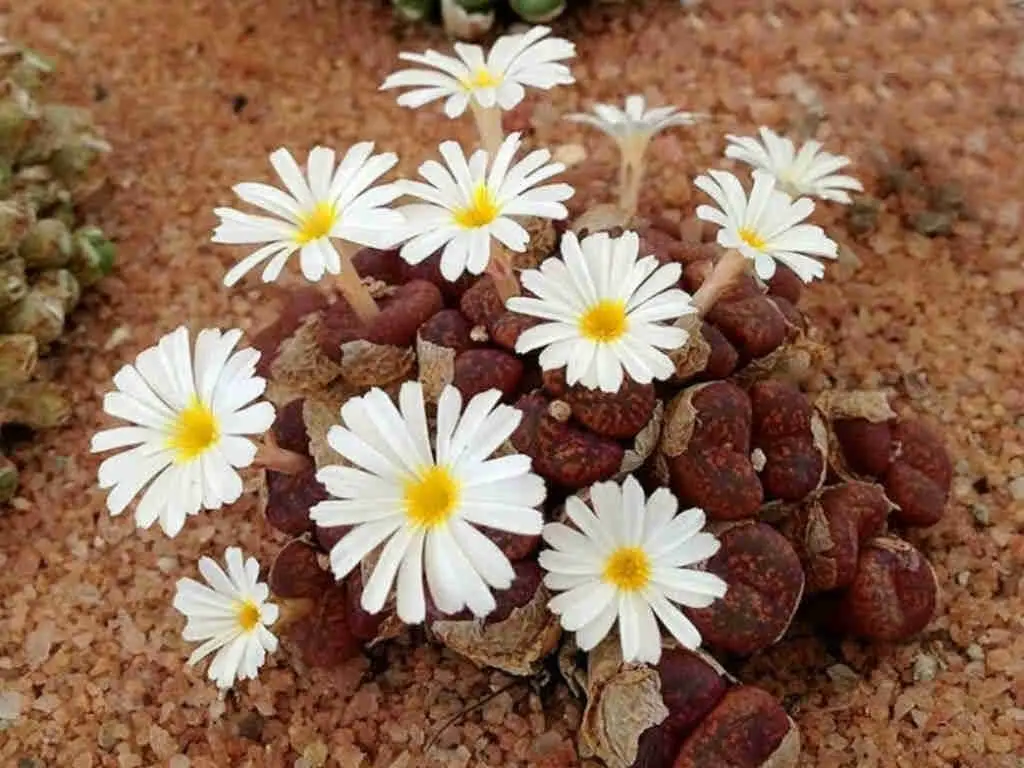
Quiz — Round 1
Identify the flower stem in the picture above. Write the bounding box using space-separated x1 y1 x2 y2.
254 433 311 476
619 160 646 220
335 241 380 323
486 243 520 303
691 249 749 317
617 137 649 220
470 102 505 156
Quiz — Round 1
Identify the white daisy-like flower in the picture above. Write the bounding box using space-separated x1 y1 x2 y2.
567 94 703 150
212 144 404 286
310 382 546 625
90 326 276 537
725 127 864 204
397 132 573 281
506 230 695 393
539 476 727 664
173 547 279 690
694 169 839 283
380 25 575 118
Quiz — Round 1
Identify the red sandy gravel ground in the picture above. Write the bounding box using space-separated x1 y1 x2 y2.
1 0 1022 766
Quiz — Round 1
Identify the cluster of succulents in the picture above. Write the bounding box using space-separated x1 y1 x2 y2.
0 39 115 502
88 24 951 767
393 0 577 39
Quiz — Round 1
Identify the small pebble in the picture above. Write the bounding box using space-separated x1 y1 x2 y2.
913 653 939 682
0 690 22 720
966 644 985 662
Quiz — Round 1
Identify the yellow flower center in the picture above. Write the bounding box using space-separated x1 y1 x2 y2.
738 227 766 250
167 396 219 464
603 546 652 592
236 600 262 632
295 201 337 244
453 184 500 229
461 68 501 90
579 299 629 343
404 465 461 529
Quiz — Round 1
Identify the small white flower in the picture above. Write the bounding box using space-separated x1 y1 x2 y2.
90 326 276 537
397 132 573 281
539 476 727 664
380 25 575 118
694 169 838 283
213 144 404 286
507 230 695 393
310 382 546 624
567 94 703 150
173 547 279 690
725 127 864 204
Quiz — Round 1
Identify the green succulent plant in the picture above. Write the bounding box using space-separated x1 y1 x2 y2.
393 0 570 38
0 38 115 503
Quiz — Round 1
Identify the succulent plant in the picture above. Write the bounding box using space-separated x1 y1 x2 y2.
394 0 574 39
84 23 955 768
253 210 948 764
0 38 115 503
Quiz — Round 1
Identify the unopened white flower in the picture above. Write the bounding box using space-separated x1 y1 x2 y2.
90 326 276 537
725 127 864 204
695 169 838 283
539 476 727 664
380 25 575 118
568 94 702 150
173 547 279 690
397 132 573 281
311 382 546 625
507 230 694 393
213 144 403 286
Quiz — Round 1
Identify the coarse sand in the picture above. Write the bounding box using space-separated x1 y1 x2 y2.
1 0 1022 766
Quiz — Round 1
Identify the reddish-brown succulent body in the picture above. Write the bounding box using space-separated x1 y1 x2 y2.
254 220 949 768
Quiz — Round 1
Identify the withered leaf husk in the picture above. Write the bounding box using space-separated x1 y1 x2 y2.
617 400 664 479
577 636 669 768
416 333 456 403
659 383 713 458
338 338 415 389
267 314 342 405
429 584 561 676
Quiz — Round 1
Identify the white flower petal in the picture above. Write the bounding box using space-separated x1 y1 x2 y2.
538 479 726 665
173 548 277 690
214 145 399 285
